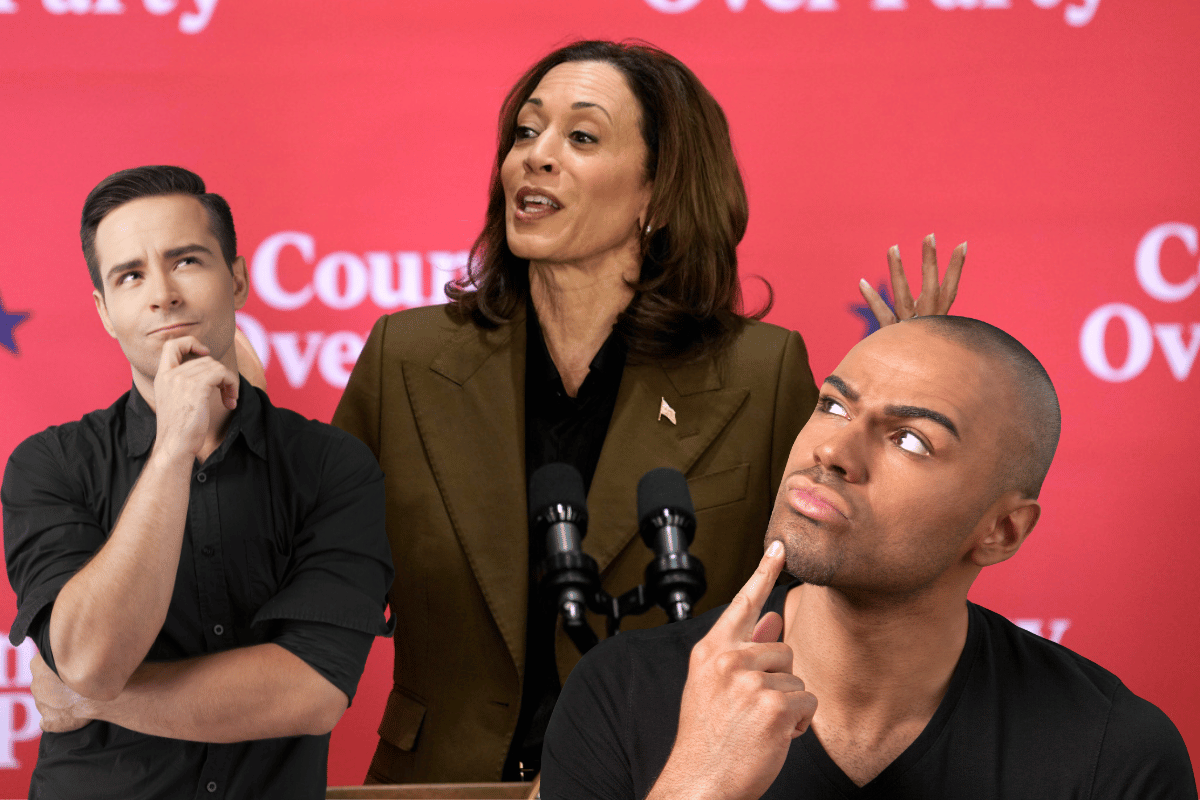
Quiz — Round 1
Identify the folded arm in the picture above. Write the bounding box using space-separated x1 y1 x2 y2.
47 446 192 701
33 642 348 742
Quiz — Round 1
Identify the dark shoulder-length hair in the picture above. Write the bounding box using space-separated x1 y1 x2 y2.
447 39 769 364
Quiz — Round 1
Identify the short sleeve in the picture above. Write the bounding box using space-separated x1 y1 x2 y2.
272 619 374 703
541 636 636 800
251 431 394 638
1091 683 1197 799
2 433 108 648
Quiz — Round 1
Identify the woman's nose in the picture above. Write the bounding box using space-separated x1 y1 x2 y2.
524 132 559 174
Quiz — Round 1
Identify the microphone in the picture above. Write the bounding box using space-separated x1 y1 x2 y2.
637 467 707 623
530 463 600 653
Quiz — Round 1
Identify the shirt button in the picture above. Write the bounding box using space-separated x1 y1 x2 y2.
196 472 207 483
201 545 215 557
213 624 225 636
207 781 217 792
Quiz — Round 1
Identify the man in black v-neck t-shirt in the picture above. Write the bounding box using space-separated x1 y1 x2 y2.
545 581 1193 799
543 317 1196 799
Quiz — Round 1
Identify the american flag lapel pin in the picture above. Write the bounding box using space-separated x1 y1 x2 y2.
658 397 677 425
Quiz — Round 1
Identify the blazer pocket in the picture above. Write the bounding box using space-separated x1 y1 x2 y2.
688 463 749 511
377 687 427 752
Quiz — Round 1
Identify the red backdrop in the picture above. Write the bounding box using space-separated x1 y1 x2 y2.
1 0 1197 793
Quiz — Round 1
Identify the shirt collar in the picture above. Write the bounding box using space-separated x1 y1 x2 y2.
124 376 267 461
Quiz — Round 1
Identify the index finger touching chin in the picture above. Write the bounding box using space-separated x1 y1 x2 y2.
716 540 786 639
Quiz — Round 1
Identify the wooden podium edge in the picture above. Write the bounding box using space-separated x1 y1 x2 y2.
326 781 536 799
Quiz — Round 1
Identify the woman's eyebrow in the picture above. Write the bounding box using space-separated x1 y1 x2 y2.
570 101 612 121
520 96 612 122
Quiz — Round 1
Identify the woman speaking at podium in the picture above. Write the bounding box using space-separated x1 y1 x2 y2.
333 39 962 785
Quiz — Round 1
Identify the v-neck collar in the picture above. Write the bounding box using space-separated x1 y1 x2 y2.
789 602 983 797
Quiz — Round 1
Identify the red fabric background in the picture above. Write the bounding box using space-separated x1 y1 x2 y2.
1 0 1197 792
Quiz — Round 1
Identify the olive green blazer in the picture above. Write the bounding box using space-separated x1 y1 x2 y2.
332 304 817 783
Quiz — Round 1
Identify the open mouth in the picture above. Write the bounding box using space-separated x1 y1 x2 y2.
514 187 562 220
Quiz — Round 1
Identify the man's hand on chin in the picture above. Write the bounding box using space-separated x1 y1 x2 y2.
647 541 818 800
152 334 239 460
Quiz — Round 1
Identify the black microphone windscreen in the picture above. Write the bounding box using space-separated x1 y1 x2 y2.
529 462 587 520
637 467 694 523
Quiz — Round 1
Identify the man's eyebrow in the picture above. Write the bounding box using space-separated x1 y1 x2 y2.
104 258 143 283
163 244 214 260
822 374 859 402
103 244 215 284
824 375 960 439
885 404 961 440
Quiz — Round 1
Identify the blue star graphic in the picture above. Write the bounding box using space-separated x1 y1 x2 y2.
849 282 894 339
0 292 32 356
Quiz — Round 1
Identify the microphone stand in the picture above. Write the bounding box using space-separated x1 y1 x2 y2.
533 466 706 656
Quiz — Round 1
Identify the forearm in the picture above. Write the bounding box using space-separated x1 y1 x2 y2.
644 762 727 800
49 446 192 698
83 643 347 743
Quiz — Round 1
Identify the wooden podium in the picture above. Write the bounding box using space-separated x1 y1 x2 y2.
327 782 537 800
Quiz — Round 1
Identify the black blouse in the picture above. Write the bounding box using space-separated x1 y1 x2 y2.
504 308 627 780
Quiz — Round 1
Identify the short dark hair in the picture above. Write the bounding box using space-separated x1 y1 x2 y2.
81 165 237 292
448 39 766 364
909 316 1061 499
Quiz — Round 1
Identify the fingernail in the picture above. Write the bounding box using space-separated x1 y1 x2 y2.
889 245 899 256
927 233 936 247
961 241 967 255
859 278 870 289
766 540 784 558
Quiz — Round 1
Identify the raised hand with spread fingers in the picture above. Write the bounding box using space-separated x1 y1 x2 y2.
859 234 966 327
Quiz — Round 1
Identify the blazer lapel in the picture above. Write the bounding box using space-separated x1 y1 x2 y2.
585 355 749 573
405 312 530 674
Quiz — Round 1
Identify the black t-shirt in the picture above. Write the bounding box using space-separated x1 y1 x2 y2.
543 582 1197 800
2 380 394 800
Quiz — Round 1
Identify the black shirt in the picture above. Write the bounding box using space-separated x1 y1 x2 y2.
543 582 1198 800
523 309 627 498
2 380 394 800
503 310 627 780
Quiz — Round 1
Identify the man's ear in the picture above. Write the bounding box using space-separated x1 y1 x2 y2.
230 256 249 311
92 289 117 339
971 492 1041 568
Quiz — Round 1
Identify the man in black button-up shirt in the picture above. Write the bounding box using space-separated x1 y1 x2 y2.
1 166 394 799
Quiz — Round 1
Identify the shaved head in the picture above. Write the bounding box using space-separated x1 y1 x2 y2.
902 316 1060 498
